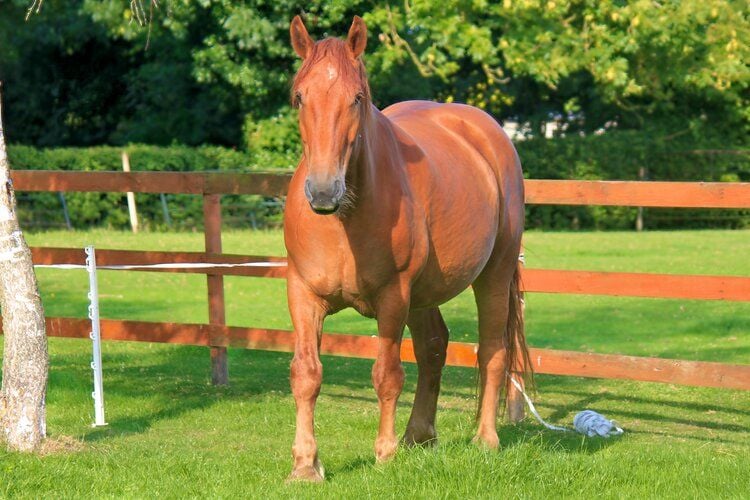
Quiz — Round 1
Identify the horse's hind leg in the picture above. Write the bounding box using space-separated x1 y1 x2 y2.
472 250 520 448
403 307 449 446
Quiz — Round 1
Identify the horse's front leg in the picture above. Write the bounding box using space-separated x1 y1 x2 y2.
372 284 409 462
287 274 327 482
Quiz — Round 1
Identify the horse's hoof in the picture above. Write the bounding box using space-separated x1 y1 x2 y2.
472 432 500 450
375 450 397 463
287 459 325 483
375 437 399 463
402 425 438 447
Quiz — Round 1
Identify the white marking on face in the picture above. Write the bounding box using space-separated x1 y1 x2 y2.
327 65 337 81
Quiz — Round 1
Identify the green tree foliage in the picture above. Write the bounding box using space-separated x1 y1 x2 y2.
367 0 750 138
0 0 248 146
0 0 747 149
0 0 379 147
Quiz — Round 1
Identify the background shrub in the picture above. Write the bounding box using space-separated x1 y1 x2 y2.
9 144 287 230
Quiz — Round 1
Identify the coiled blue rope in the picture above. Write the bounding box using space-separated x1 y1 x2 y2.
509 375 624 437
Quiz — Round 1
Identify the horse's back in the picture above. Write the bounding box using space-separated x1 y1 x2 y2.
383 100 521 194
382 101 524 307
384 99 523 235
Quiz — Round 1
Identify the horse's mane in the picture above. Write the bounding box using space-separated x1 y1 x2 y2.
291 38 371 102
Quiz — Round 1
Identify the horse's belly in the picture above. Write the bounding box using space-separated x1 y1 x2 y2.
406 138 501 307
410 240 493 308
410 196 499 308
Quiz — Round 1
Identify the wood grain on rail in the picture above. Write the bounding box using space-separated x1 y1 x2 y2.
203 172 292 196
522 269 750 301
526 347 750 390
12 170 293 196
13 171 750 208
12 171 205 194
524 179 750 208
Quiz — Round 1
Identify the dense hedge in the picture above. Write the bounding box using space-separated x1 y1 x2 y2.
8 144 285 230
516 131 750 229
9 132 750 231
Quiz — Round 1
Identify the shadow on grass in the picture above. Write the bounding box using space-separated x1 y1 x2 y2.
522 377 750 445
39 286 94 319
420 427 618 455
325 430 618 479
498 423 619 454
657 344 750 364
542 383 750 417
541 374 750 410
47 344 291 442
523 298 750 363
324 456 374 480
542 398 748 433
46 340 748 447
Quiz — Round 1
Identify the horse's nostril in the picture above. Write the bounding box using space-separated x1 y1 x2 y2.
304 179 313 202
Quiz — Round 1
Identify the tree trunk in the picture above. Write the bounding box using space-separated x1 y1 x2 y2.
0 83 48 452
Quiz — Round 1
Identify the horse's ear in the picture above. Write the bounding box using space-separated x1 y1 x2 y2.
346 15 367 59
290 15 313 59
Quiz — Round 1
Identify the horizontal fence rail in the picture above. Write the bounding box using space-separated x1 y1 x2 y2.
524 179 750 208
4 317 747 391
521 268 750 301
12 171 750 208
8 170 750 392
31 247 288 278
30 247 750 301
12 170 293 196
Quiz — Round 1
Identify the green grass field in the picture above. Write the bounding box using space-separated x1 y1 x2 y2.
2 229 749 498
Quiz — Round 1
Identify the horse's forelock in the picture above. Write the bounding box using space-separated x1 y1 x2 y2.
291 38 370 102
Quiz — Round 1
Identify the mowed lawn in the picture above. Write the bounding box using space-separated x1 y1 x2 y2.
1 228 749 498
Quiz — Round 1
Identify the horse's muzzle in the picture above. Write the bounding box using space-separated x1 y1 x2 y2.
310 202 340 215
305 177 344 215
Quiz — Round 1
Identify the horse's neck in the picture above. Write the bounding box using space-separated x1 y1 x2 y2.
345 107 404 206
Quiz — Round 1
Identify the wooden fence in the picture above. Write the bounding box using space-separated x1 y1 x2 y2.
8 170 750 390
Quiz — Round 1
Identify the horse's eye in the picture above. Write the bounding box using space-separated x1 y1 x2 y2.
294 92 303 108
354 93 364 106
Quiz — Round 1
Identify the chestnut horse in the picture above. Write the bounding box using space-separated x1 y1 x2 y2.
284 15 529 481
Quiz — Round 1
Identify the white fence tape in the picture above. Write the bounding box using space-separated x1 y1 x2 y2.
35 261 287 270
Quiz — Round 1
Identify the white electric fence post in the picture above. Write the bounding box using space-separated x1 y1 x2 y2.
85 245 107 427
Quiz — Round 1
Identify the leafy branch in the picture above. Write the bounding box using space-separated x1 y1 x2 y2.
26 0 162 48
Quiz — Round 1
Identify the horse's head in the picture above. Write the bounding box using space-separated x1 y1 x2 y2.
290 15 369 215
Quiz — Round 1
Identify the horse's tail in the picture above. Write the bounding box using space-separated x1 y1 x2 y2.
501 260 533 418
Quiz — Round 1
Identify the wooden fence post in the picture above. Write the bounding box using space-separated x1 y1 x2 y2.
203 194 228 385
58 192 72 230
636 167 646 232
121 152 139 233
159 193 172 227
